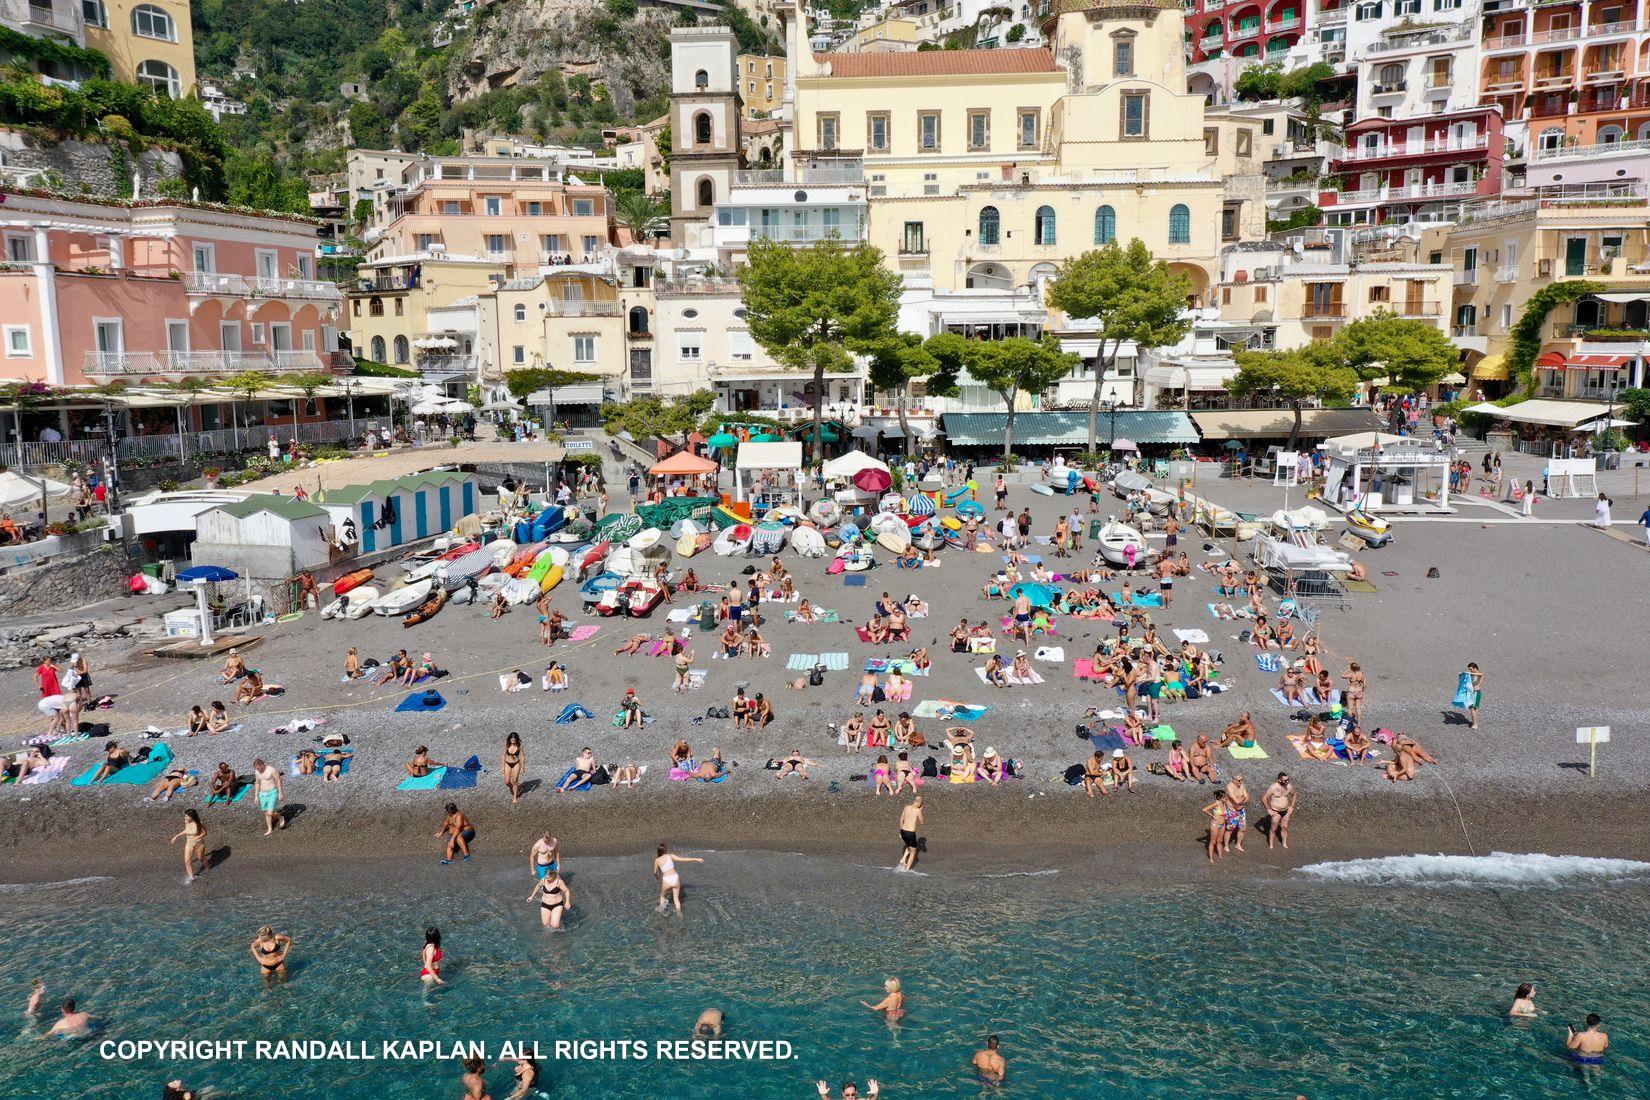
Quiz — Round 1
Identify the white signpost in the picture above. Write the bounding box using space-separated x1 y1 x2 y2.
1575 726 1611 778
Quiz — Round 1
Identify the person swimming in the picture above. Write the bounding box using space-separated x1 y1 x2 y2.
694 1008 724 1038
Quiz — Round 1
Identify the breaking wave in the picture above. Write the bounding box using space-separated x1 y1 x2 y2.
1297 853 1650 888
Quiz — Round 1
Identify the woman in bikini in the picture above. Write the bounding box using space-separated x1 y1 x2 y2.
1165 740 1189 781
1344 661 1367 723
528 871 572 930
233 670 265 706
544 663 567 692
186 706 209 736
653 843 705 914
420 927 444 985
501 732 524 804
250 926 291 979
207 701 231 734
146 762 190 803
861 977 905 1019
872 754 895 795
795 598 816 624
170 808 208 882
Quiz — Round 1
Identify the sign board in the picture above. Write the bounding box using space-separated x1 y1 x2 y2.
1575 726 1611 744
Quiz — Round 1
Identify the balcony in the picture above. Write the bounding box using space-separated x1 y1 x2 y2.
545 299 620 317
1324 179 1481 205
747 224 866 243
1536 136 1650 162
1495 265 1519 282
18 0 80 35
1392 301 1443 317
1533 69 1576 89
1199 32 1225 48
1341 135 1490 161
1316 4 1347 21
81 350 328 379
480 250 515 264
734 167 865 185
1454 268 1479 285
1302 303 1346 319
1366 25 1472 53
182 272 343 302
1586 19 1638 37
415 354 478 380
1530 98 1573 118
1370 80 1408 96
1452 323 1478 337
1483 73 1527 92
1227 21 1261 41
1267 14 1300 30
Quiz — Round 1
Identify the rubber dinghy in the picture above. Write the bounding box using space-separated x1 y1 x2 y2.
714 523 753 556
1096 520 1152 567
371 579 435 616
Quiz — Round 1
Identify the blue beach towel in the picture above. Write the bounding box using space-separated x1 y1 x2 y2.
787 653 821 671
1112 591 1164 608
204 778 253 805
397 767 447 791
843 574 868 587
554 765 593 792
438 756 482 790
1271 688 1325 708
1451 672 1474 708
71 741 172 787
818 652 850 671
1256 653 1284 673
395 691 447 713
1089 730 1128 753
554 703 596 724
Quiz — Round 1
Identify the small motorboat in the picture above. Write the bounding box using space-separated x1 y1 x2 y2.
320 583 379 620
837 546 876 572
331 568 373 596
1345 508 1393 546
791 525 827 558
605 545 662 578
1097 519 1154 568
809 499 841 526
579 570 621 607
1045 467 1087 493
372 579 435 616
714 524 753 557
436 546 493 592
575 540 611 580
622 577 666 617
868 511 905 537
402 587 448 628
628 527 664 552
876 526 911 555
538 564 565 593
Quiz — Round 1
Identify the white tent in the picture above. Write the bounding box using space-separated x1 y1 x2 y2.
821 448 889 480
734 441 803 505
0 470 73 510
1320 431 1410 454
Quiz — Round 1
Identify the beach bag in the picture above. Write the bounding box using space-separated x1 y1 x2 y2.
920 755 939 778
809 665 825 687
591 765 613 786
872 685 886 704
1063 764 1085 785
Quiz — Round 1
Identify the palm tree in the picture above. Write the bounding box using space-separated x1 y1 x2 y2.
613 191 669 243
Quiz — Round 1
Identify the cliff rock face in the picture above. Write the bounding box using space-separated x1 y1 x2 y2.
446 0 676 119
0 132 185 198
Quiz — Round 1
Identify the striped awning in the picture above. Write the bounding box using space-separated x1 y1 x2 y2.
940 411 1199 447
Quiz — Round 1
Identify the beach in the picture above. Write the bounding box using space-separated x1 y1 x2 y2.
2 457 1648 1096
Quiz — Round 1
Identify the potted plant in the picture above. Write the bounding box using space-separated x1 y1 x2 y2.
203 465 222 488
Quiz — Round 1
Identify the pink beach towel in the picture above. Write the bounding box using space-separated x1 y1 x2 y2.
567 624 601 642
1072 659 1110 682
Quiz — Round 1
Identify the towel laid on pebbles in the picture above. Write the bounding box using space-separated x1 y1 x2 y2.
975 666 1045 686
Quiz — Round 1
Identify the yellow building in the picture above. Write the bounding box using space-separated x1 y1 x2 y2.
737 53 786 119
785 0 1264 303
475 271 631 387
83 0 197 98
346 259 500 370
838 17 918 54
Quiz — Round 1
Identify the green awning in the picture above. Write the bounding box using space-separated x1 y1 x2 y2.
940 411 1198 447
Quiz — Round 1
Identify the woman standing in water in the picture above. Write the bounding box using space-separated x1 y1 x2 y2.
501 732 525 805
653 843 704 914
420 928 444 985
861 978 905 1019
527 871 572 930
169 808 208 883
250 926 292 980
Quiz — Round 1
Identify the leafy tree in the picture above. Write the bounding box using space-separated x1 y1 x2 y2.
1225 345 1358 449
612 190 669 241
600 391 716 449
225 152 311 213
502 368 599 400
962 337 1078 459
739 237 903 461
866 333 960 455
1333 313 1458 394
1006 22 1026 41
1044 241 1192 447
1234 61 1285 101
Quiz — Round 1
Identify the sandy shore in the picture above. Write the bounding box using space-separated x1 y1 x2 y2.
2 463 1646 890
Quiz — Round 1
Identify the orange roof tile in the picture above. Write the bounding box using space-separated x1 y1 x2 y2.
824 49 1059 79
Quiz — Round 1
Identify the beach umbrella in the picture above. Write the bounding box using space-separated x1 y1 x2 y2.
176 565 239 583
1222 440 1246 451
853 467 892 493
752 432 783 443
706 432 738 449
908 493 936 517
1008 582 1057 608
1110 438 1139 452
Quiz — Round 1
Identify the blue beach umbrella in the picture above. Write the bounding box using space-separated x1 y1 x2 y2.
1008 582 1057 608
176 565 239 583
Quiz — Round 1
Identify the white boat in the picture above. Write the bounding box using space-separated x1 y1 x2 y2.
435 546 492 591
875 526 911 554
403 542 476 583
371 579 435 616
547 545 571 569
837 546 876 572
1045 467 1089 492
605 545 665 578
1143 488 1177 516
913 525 944 553
321 585 381 620
809 499 842 526
628 527 664 551
714 523 753 557
671 518 703 540
1269 505 1331 532
791 525 827 558
868 511 906 537
1253 534 1353 573
486 538 518 569
1097 520 1153 568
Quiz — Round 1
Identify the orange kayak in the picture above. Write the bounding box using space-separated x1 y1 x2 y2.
333 568 373 596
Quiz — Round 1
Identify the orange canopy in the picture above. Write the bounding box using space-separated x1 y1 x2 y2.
649 451 719 476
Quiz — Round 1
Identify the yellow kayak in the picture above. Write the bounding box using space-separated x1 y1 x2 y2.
676 530 701 557
539 564 565 593
941 516 963 531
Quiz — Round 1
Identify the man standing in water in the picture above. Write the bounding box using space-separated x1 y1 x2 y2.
1567 1014 1608 1066
251 758 284 835
47 998 91 1036
1262 773 1297 850
897 796 924 871
971 1035 1006 1083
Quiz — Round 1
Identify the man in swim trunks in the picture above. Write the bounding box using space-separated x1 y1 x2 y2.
1566 1013 1608 1065
1187 734 1216 783
530 833 559 879
898 796 924 871
971 1035 1006 1083
1262 773 1297 850
436 802 476 863
251 758 284 835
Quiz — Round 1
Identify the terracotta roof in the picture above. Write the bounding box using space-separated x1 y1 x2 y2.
824 49 1058 79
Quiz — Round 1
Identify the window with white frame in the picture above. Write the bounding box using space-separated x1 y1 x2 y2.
132 3 175 40
484 196 502 215
250 323 266 345
729 331 754 360
136 60 181 97
572 335 597 362
514 304 527 322
6 235 35 263
512 345 526 364
4 325 31 357
572 199 595 216
678 334 702 360
82 0 107 26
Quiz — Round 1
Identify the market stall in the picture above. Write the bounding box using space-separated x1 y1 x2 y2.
1319 431 1452 514
734 441 804 511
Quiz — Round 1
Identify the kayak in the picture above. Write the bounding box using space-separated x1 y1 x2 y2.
402 588 447 627
504 542 546 577
539 564 565 593
332 568 373 596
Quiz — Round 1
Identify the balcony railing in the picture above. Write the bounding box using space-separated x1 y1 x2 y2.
734 167 865 185
1328 179 1481 204
1370 80 1408 95
1535 136 1650 161
1366 25 1471 52
1533 69 1575 87
1495 265 1519 282
1582 66 1626 83
1267 15 1300 30
1199 32 1225 48
1452 324 1477 337
1342 135 1489 160
81 350 328 377
1393 302 1443 316
1530 98 1573 118
1454 268 1478 285
183 271 342 301
1302 303 1346 318
1228 22 1261 40
415 354 478 379
545 300 621 317
748 224 864 243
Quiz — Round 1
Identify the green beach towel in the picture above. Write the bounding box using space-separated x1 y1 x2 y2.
1228 743 1269 759
397 767 448 791
1148 724 1178 742
204 778 253 804
71 741 172 787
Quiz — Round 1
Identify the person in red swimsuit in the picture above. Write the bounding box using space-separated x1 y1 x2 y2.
420 927 443 985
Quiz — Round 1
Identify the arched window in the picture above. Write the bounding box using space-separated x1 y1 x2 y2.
694 69 709 90
693 111 712 145
513 304 526 322
370 336 386 362
136 59 180 98
1538 128 1564 153
978 206 1000 246
393 335 410 364
1169 203 1191 244
1034 205 1056 246
368 296 383 317
1598 124 1626 145
131 3 175 39
696 177 714 207
629 306 650 334
1094 205 1116 245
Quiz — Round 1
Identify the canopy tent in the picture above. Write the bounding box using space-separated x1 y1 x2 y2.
1439 372 1467 385
734 441 803 506
1461 400 1615 429
941 411 1198 448
1320 432 1452 513
1320 431 1410 454
822 449 890 480
1189 408 1383 441
649 451 719 476
0 471 73 510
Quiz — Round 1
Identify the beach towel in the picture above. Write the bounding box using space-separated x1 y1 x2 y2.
1255 653 1284 673
788 608 840 623
1112 591 1164 608
567 624 601 642
18 756 70 784
975 666 1045 686
671 767 732 783
71 741 172 787
290 751 352 777
204 777 253 804
683 669 708 690
397 767 448 791
843 574 868 587
787 653 821 671
1227 743 1269 760
554 703 596 724
1148 724 1178 742
500 671 534 693
438 756 483 790
1172 629 1210 645
1271 688 1324 708
1033 646 1064 663
1072 659 1110 682
999 615 1057 635
395 691 448 713
1088 730 1128 753
1002 555 1044 566
912 700 992 721
666 608 695 623
1208 603 1253 621
817 652 850 671
553 765 593 792
865 657 928 677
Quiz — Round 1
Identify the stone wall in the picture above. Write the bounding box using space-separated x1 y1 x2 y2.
0 130 186 198
0 546 133 618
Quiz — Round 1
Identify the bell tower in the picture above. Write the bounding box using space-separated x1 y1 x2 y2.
668 26 742 243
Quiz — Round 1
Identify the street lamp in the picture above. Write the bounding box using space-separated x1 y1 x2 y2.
1101 398 1118 451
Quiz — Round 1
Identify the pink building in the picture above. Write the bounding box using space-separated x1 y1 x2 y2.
0 191 342 388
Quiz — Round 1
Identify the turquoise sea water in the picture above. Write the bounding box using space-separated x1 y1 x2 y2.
0 851 1647 1098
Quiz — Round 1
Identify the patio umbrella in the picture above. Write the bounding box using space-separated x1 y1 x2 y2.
907 493 936 517
1222 440 1246 451
853 467 892 493
176 565 239 583
1110 438 1139 451
1008 582 1057 608
706 432 739 449
442 400 476 414
752 432 782 443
